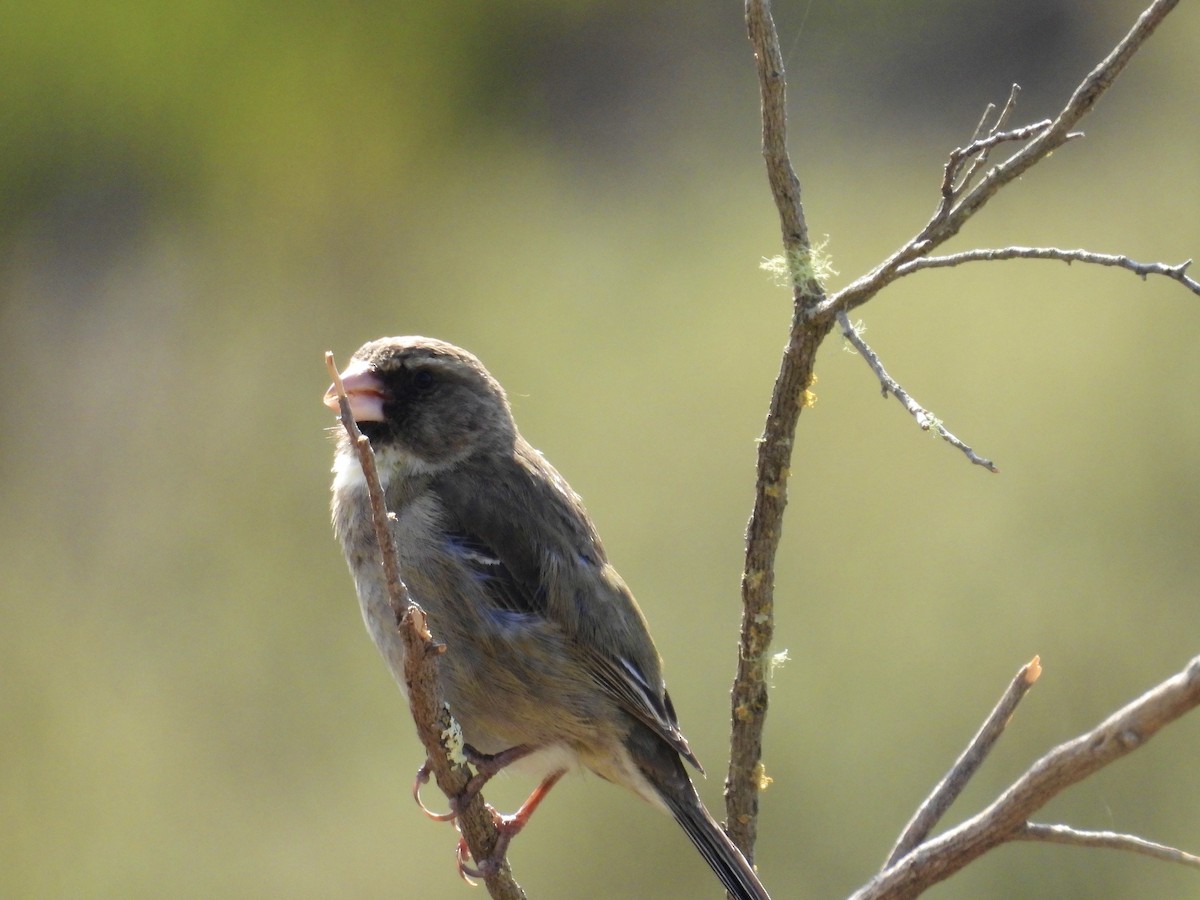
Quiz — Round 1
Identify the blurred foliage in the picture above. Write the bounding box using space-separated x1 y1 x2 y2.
1 1 1198 898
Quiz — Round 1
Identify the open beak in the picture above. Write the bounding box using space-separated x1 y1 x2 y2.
324 357 387 422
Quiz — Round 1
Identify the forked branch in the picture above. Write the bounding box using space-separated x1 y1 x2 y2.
819 0 1182 319
736 0 1196 892
855 657 1200 899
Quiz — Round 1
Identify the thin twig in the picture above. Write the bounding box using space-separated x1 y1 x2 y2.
325 352 526 900
885 657 1042 868
837 311 997 472
894 247 1200 295
1018 823 1200 869
955 85 1020 195
993 83 1023 135
852 656 1200 900
967 101 997 145
938 119 1052 217
326 356 411 625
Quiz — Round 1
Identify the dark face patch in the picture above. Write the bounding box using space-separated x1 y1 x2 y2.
351 341 514 466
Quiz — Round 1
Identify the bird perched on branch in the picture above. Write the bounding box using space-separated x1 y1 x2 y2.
326 335 771 900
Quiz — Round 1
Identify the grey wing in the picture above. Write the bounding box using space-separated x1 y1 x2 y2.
433 445 704 771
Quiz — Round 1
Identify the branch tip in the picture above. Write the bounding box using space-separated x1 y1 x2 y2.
1019 822 1200 869
883 655 1040 868
1025 656 1043 683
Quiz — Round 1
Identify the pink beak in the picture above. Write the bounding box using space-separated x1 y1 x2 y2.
324 357 387 422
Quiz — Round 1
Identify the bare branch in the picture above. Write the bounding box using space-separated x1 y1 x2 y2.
738 2 1197 892
818 0 1183 320
967 100 998 145
894 247 1200 295
944 0 1178 227
837 311 997 472
885 658 1042 868
992 83 1022 136
852 656 1200 900
1017 823 1200 869
325 353 526 900
729 0 834 862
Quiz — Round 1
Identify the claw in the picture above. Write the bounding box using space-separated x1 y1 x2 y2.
417 747 568 881
455 806 511 881
412 759 458 822
414 745 538 824
456 833 481 885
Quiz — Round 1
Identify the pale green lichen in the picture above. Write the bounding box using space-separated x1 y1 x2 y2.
760 237 838 289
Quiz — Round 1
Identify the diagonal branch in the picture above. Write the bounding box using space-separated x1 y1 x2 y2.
837 312 997 472
884 658 1041 868
325 353 526 900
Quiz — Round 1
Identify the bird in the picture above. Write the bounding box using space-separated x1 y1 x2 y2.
326 335 771 900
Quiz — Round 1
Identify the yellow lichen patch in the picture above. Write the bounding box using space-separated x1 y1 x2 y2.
754 761 773 792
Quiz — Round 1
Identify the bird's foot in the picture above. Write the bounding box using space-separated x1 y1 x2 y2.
412 744 537 823
454 769 566 882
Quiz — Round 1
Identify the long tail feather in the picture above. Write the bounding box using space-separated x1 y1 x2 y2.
662 784 772 900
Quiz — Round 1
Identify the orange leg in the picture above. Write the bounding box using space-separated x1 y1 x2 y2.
457 769 567 881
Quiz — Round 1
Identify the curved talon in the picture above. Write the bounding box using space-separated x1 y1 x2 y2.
416 749 526 824
455 808 510 882
412 760 459 822
456 835 481 885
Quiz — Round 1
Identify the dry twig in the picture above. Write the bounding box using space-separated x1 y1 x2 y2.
816 0 1182 320
895 247 1200 294
325 352 526 900
837 311 997 472
884 657 1042 868
817 0 1183 473
855 656 1200 899
815 0 1184 472
952 85 1021 198
1017 823 1200 869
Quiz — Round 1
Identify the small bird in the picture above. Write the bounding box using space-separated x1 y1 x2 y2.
326 336 771 900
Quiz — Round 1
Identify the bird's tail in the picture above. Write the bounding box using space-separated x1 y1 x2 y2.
658 777 772 900
622 715 772 899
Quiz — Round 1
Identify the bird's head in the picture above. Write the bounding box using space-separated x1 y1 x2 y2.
325 336 516 476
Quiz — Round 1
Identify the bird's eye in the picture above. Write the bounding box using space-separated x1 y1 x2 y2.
413 369 436 391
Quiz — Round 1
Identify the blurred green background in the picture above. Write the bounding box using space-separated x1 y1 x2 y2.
2 1 1198 898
